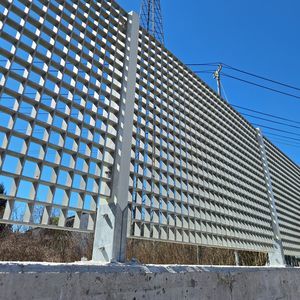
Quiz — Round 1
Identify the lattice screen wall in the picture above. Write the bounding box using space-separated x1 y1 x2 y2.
128 28 275 252
0 0 127 231
0 0 299 259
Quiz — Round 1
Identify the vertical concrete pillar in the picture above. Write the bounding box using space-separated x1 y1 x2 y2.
256 128 285 266
234 250 240 266
92 12 140 262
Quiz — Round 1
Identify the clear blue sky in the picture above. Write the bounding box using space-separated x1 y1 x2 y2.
118 0 300 165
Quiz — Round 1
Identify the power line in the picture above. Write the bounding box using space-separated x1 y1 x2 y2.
240 112 300 129
188 62 300 93
231 104 300 125
221 73 300 101
193 68 300 101
263 132 300 142
189 63 300 151
221 63 300 93
195 70 300 139
202 72 300 138
219 74 300 147
217 77 300 131
252 123 300 137
269 140 300 148
268 137 300 146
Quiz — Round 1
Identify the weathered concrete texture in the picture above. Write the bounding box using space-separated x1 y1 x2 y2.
0 263 299 300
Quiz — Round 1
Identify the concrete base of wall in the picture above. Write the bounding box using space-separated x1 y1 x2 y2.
0 262 299 300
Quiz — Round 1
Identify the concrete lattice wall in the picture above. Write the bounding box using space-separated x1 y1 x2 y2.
0 0 299 260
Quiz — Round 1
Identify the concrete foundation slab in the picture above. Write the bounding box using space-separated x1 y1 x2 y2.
0 262 299 300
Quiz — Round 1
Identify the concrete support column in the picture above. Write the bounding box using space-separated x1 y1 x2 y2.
234 251 240 266
256 128 285 266
92 12 140 262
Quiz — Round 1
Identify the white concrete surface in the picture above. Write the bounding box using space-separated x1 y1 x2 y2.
0 262 299 300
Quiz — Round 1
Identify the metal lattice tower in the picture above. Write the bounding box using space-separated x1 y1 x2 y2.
140 0 164 44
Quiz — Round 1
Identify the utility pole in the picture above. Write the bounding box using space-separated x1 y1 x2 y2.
214 64 222 97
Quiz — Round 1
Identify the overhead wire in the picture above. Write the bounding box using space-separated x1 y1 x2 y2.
199 69 299 123
189 62 300 93
221 63 300 92
221 73 300 101
267 137 300 146
251 123 300 137
191 63 300 142
231 104 300 125
262 132 300 142
219 68 300 149
238 112 300 130
268 140 299 148
219 77 300 135
211 74 300 150
190 62 300 101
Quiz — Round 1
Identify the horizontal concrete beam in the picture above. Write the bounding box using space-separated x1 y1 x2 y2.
0 262 299 300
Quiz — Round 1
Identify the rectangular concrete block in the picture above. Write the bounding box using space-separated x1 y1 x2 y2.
0 263 299 300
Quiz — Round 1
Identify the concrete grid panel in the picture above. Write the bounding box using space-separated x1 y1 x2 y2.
0 0 128 232
0 0 299 260
128 28 275 252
